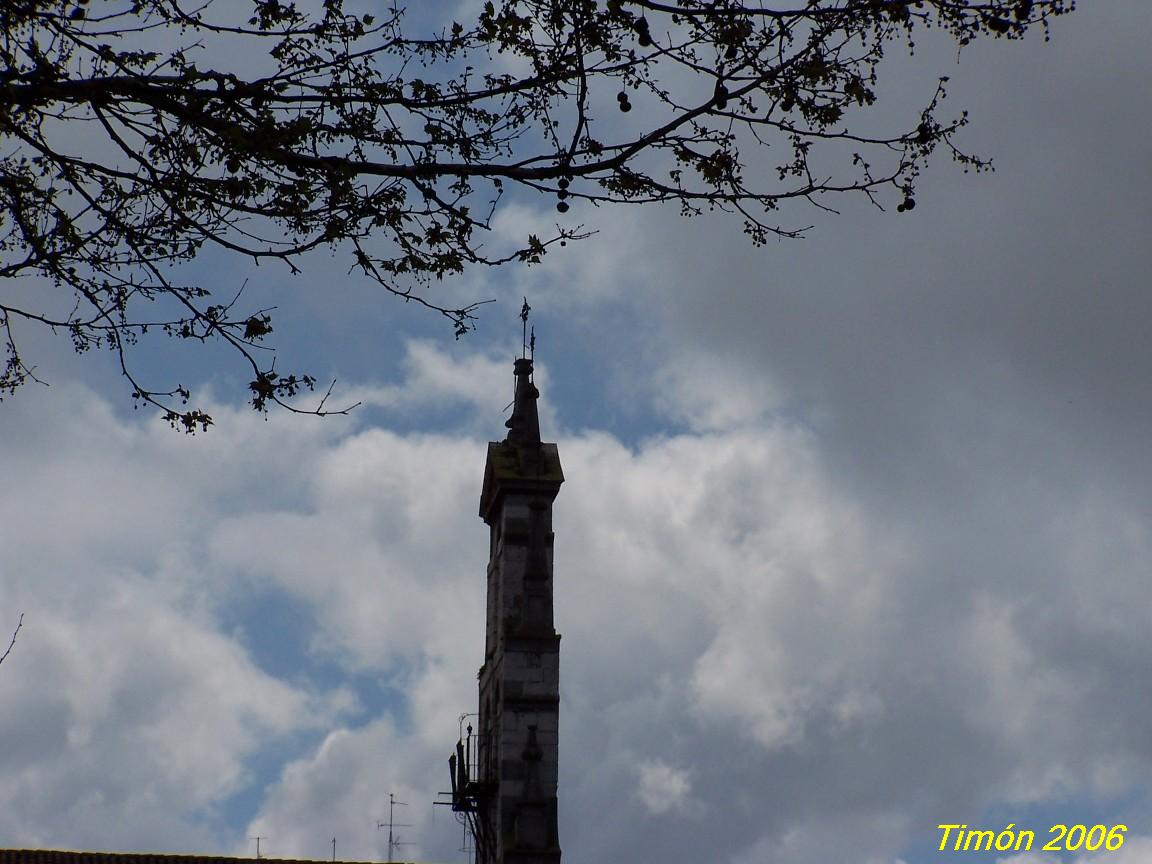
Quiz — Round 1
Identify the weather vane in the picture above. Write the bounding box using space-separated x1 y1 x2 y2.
520 297 534 361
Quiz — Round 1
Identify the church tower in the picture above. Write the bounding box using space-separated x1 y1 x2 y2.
452 356 563 864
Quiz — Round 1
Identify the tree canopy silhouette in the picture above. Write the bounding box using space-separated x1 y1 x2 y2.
0 0 1073 429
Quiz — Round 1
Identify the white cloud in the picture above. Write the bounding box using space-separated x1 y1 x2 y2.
336 338 562 441
2 5 1152 864
4 304 1152 864
650 349 786 433
636 759 692 815
0 548 330 852
243 719 422 862
11 35 1152 852
342 339 506 414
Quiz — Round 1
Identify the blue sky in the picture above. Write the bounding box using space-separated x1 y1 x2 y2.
3 4 1152 864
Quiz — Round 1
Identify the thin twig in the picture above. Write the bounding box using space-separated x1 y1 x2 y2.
0 613 23 667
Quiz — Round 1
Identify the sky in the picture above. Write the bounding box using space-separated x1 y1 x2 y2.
2 4 1152 864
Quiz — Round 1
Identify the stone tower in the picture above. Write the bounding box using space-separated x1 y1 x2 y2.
469 356 563 864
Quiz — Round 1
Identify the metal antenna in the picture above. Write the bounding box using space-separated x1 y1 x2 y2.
377 793 413 863
331 837 336 863
458 820 475 862
249 837 265 860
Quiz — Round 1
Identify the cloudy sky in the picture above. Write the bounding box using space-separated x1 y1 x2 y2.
3 4 1152 864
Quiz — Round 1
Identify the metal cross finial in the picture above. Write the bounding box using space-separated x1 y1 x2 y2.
520 297 531 359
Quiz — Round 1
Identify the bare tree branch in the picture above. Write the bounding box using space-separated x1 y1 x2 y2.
0 613 23 667
0 0 1075 429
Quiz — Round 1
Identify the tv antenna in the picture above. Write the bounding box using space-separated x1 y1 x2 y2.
457 820 475 863
377 793 414 863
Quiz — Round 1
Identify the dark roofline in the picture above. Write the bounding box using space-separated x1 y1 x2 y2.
0 852 417 864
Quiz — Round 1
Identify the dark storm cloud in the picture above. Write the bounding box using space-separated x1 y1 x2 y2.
630 3 1152 503
541 5 1152 862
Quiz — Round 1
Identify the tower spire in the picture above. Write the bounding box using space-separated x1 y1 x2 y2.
506 298 542 445
461 343 563 864
504 357 541 445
